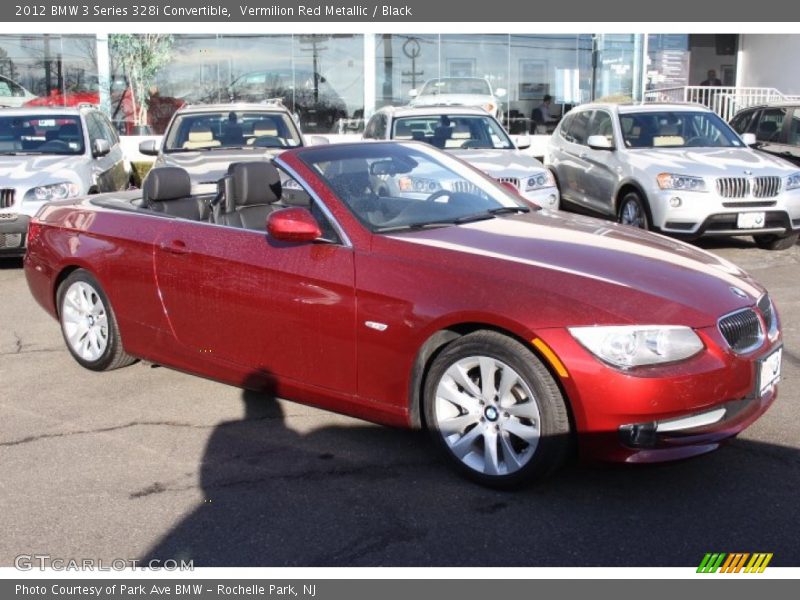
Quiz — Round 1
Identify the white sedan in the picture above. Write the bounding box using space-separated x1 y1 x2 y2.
363 105 559 209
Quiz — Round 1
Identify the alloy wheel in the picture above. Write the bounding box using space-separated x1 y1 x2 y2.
61 281 109 362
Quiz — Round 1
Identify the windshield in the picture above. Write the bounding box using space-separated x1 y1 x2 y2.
619 111 744 149
298 142 529 233
0 115 84 155
163 110 302 152
420 78 492 96
392 114 514 150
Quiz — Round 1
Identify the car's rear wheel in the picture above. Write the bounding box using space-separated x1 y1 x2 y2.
618 191 649 230
57 270 136 371
753 232 799 251
423 331 571 487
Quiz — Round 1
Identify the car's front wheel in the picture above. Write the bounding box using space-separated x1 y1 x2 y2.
423 331 571 487
618 191 649 229
753 232 799 251
57 269 137 371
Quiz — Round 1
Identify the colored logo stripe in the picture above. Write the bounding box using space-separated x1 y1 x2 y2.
697 553 772 573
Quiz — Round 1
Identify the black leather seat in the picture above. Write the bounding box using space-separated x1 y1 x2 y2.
143 167 204 220
215 162 282 230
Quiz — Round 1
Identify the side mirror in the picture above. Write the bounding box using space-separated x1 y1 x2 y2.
138 139 159 156
587 135 615 151
514 134 532 150
92 138 111 158
408 88 418 98
308 135 330 146
267 207 322 243
741 132 758 147
495 88 507 98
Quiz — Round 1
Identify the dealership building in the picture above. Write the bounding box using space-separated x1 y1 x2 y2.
0 33 797 134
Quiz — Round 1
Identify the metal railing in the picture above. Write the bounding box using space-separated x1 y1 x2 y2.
644 86 794 121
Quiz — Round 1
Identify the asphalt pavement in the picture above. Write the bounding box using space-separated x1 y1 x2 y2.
1 238 799 567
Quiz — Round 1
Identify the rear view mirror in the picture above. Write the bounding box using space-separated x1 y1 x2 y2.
138 139 159 156
495 88 507 98
408 89 418 98
369 157 416 176
587 135 615 150
308 135 330 146
267 207 321 243
741 132 758 147
514 134 532 150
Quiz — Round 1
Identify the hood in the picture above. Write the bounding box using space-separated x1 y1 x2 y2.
627 146 798 176
448 149 546 177
384 210 764 328
158 148 280 184
0 154 83 189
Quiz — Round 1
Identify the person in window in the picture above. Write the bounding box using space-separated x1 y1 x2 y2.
531 95 558 134
222 111 244 145
700 70 722 87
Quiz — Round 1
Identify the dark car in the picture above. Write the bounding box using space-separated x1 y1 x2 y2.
730 103 800 167
24 142 782 486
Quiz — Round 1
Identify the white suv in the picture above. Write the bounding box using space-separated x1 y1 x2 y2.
546 102 800 250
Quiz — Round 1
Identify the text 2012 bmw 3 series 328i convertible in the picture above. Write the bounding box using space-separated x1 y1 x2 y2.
24 141 782 486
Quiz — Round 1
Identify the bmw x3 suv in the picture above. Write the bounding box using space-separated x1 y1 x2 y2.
364 105 559 209
546 103 800 250
0 106 128 255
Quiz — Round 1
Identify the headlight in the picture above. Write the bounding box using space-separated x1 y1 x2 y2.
656 173 707 192
398 176 441 193
785 172 800 191
25 182 81 202
525 171 556 191
568 325 704 369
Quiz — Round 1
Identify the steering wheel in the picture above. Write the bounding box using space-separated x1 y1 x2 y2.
684 136 711 147
425 189 453 203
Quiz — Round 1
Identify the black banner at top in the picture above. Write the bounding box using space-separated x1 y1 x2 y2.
3 0 800 22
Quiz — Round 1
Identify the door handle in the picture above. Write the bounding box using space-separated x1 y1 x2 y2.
158 240 189 255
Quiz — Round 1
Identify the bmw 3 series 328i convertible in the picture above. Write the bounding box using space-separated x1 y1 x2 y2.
24 141 782 486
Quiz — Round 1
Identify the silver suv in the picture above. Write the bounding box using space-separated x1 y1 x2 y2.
1 106 128 255
546 102 800 250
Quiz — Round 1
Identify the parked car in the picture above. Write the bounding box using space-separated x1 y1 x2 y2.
0 75 37 107
138 102 325 187
546 103 800 250
409 77 506 121
24 142 781 486
225 69 348 134
363 105 558 208
0 106 128 255
730 103 800 167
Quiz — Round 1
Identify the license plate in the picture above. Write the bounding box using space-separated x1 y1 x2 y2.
737 212 765 229
758 347 782 397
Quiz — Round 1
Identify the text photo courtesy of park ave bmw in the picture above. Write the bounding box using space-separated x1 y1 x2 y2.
0 0 799 591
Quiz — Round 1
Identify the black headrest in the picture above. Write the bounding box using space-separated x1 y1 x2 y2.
230 162 282 207
143 167 191 203
60 123 80 138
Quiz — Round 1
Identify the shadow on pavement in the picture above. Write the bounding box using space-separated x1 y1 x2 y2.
143 374 799 567
0 257 23 269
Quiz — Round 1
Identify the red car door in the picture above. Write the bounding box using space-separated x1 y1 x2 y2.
153 220 357 394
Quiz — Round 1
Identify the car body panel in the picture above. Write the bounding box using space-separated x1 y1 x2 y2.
23 141 780 464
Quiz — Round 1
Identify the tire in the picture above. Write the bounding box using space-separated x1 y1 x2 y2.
57 269 137 371
753 232 799 251
617 191 649 230
423 330 571 487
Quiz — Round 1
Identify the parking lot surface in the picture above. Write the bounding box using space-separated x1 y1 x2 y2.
1 239 799 567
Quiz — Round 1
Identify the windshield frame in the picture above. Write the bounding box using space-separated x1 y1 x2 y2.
619 110 745 150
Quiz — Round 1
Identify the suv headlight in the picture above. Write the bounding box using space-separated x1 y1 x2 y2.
785 172 800 191
568 325 704 369
24 182 81 202
525 171 556 192
656 173 707 192
398 176 441 193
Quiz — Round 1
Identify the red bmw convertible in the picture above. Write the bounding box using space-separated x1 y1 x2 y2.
24 141 782 486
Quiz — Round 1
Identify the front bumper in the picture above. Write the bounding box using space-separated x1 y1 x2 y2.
0 213 29 255
649 187 800 238
535 325 780 463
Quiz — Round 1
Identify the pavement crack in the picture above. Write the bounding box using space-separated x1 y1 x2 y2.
0 420 212 447
13 331 22 353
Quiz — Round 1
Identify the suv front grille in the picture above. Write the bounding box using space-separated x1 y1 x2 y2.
718 307 764 353
0 188 14 209
451 180 482 194
0 233 23 249
716 176 782 198
495 177 520 189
